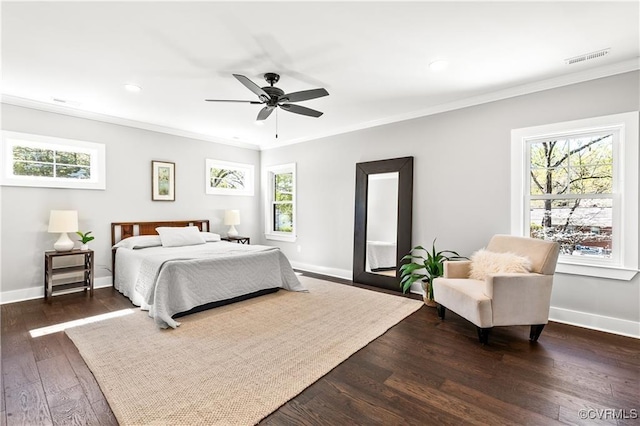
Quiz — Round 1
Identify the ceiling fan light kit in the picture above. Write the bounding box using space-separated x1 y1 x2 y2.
205 73 329 122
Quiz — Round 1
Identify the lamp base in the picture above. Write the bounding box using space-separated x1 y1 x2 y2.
227 225 238 237
54 232 75 252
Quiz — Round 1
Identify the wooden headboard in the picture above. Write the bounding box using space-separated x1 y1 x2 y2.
110 220 210 283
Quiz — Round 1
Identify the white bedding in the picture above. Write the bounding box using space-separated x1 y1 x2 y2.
114 241 306 328
367 240 396 270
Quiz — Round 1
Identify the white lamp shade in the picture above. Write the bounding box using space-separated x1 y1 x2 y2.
224 210 240 226
48 210 78 233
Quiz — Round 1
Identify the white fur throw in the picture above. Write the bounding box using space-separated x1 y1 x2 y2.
469 249 532 280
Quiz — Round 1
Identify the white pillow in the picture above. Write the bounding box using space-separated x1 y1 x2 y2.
201 232 221 242
113 235 162 250
469 249 532 280
156 226 206 247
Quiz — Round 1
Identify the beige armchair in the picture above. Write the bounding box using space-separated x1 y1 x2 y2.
432 235 560 344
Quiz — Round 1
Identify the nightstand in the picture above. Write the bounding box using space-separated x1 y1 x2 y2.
44 249 94 300
222 236 250 244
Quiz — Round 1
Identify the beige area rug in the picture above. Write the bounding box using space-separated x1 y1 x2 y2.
66 276 423 425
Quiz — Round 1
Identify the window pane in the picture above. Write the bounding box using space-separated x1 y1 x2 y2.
530 139 569 168
210 168 245 189
13 146 54 162
274 172 293 201
13 161 54 177
274 203 293 233
530 167 568 195
56 150 91 166
56 165 91 179
529 198 612 258
530 134 613 196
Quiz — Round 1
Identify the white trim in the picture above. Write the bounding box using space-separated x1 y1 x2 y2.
1 95 261 151
511 111 639 278
205 159 255 196
557 265 638 281
3 59 637 152
264 163 296 241
262 58 640 150
264 233 296 242
1 130 106 190
0 276 112 305
290 261 351 281
549 306 640 339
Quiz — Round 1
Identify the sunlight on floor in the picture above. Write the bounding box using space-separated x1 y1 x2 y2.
29 308 135 338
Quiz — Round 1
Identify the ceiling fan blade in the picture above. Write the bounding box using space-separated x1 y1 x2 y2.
233 74 270 102
256 106 275 121
279 88 329 103
279 103 323 118
205 99 263 104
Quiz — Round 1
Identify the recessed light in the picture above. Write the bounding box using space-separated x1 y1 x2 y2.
429 60 449 72
124 84 142 92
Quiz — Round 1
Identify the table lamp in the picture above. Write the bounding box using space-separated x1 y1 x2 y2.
224 210 240 237
48 210 78 251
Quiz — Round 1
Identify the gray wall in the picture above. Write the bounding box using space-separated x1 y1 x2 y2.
260 71 640 333
1 104 260 296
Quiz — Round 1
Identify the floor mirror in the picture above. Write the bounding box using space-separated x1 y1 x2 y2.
353 156 413 291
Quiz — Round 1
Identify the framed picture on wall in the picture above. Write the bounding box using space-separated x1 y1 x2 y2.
205 159 254 196
151 160 175 201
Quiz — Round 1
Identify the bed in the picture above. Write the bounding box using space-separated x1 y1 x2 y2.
366 240 396 272
111 220 306 328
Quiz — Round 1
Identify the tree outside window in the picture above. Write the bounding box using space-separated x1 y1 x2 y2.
273 172 293 232
12 146 91 179
528 132 614 258
265 163 296 242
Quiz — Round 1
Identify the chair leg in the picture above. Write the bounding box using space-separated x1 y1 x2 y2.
529 324 546 342
476 327 491 344
436 303 445 320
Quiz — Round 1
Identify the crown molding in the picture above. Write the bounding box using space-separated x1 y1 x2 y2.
2 58 637 152
261 58 640 150
0 95 261 151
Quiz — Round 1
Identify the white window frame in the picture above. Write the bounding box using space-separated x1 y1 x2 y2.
511 112 638 280
0 131 106 190
264 163 296 242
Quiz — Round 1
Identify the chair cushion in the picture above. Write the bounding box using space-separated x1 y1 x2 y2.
469 249 532 280
433 278 493 328
486 235 560 275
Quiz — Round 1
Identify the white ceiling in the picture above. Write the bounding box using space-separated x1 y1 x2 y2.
2 1 639 150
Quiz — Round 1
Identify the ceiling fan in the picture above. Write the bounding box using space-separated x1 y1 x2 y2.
205 73 329 122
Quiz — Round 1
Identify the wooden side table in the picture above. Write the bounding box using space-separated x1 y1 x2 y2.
222 236 250 244
44 249 94 300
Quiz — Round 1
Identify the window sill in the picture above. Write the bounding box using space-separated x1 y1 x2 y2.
264 233 296 243
556 262 638 281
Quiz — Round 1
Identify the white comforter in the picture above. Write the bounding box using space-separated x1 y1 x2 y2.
114 242 306 328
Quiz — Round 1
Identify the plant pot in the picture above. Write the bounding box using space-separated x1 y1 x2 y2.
422 294 437 307
421 281 437 307
80 244 89 251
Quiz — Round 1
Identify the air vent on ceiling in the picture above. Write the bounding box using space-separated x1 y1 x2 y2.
565 48 610 65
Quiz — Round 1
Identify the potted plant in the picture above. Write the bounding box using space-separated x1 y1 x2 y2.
76 231 95 251
400 239 466 306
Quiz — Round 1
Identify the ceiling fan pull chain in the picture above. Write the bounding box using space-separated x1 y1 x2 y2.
276 109 279 139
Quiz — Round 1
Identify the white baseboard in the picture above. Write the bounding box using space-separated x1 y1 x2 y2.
549 306 639 339
290 261 352 281
0 276 113 305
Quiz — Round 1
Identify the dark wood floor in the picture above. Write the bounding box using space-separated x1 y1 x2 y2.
1 278 638 426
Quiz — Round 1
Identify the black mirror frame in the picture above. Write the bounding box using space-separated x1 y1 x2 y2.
353 156 413 291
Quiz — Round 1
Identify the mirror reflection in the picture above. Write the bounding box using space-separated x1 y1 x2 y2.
365 172 399 276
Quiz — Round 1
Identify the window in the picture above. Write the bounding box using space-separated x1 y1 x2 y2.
1 131 106 190
265 163 296 242
511 112 638 280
